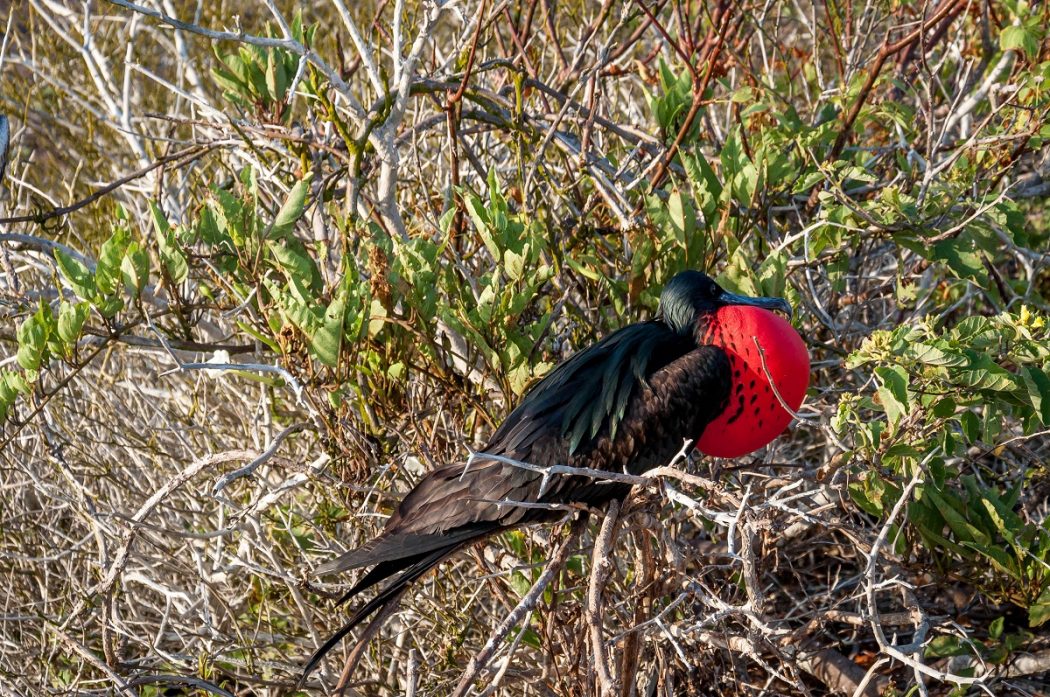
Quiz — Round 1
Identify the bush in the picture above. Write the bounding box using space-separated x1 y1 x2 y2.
0 1 1048 694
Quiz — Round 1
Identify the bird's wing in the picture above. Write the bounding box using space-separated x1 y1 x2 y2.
489 320 696 455
314 457 539 577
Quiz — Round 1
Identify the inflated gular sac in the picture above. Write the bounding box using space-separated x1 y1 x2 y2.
697 306 810 458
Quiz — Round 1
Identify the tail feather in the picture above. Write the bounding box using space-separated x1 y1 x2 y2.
300 544 461 685
314 523 497 577
303 514 507 683
334 556 423 605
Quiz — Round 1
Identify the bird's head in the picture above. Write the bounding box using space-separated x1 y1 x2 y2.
658 270 809 459
657 270 791 337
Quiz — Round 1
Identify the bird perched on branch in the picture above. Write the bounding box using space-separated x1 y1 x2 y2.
303 270 807 679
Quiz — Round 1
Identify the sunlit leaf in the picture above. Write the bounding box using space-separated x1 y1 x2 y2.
54 248 96 301
269 174 312 238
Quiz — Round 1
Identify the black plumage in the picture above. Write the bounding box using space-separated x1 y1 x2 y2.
303 270 790 679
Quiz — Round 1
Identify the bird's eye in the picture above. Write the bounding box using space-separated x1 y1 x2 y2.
708 282 721 297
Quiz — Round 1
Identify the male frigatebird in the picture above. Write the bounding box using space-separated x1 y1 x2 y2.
304 270 796 678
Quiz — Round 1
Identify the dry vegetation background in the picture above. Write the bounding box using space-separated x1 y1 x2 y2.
1 0 1049 695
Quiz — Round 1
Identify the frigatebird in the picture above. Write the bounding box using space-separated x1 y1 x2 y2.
304 270 792 678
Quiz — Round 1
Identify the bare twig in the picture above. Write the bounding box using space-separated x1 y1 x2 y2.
586 499 622 697
211 421 308 494
864 471 982 687
451 516 587 697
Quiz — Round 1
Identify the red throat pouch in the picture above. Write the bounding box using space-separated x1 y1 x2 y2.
696 306 810 458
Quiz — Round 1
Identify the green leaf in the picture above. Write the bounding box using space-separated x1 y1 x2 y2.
265 277 315 334
235 320 282 353
792 169 825 194
669 188 698 247
121 244 150 297
465 194 500 260
509 625 541 650
3 370 29 396
0 371 29 421
720 129 745 180
507 362 533 396
962 541 1019 580
212 189 245 247
951 316 994 342
730 85 755 103
1021 366 1050 425
387 361 406 381
438 207 457 236
932 397 957 418
848 480 884 517
268 239 322 293
154 206 188 286
245 49 268 96
265 49 279 100
275 55 290 101
509 569 534 598
221 50 250 86
54 249 96 300
269 174 312 238
1030 585 1050 627
212 67 249 99
875 365 910 427
309 290 345 367
931 236 987 282
757 251 787 297
96 227 130 295
487 167 501 206
968 479 1023 533
149 201 171 237
93 296 124 318
56 301 89 349
16 312 47 371
198 205 225 246
908 342 967 367
159 233 188 285
960 410 981 443
924 488 987 544
925 635 971 659
960 354 1017 392
368 297 387 340
999 25 1039 59
682 150 722 222
977 498 1014 541
504 247 525 282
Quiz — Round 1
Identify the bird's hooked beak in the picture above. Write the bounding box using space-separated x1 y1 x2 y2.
720 291 793 318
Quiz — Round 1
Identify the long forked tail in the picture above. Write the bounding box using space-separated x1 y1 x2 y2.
300 468 507 684
300 546 455 685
